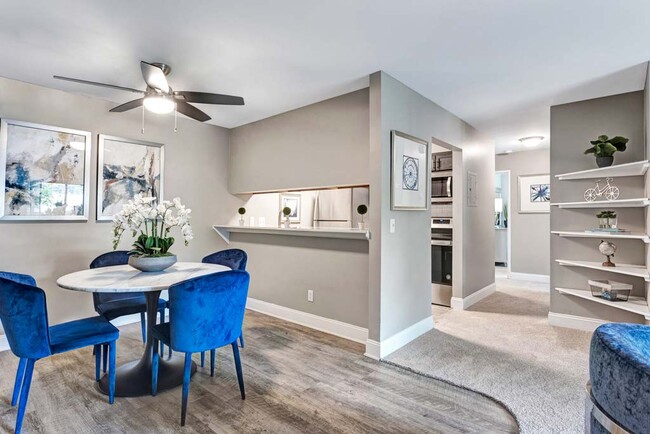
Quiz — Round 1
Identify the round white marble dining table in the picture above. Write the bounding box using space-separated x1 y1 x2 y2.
56 262 230 397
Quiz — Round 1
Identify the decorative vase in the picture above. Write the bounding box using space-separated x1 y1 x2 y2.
239 216 245 226
283 219 291 229
599 218 608 229
128 255 177 272
608 217 617 229
596 156 614 168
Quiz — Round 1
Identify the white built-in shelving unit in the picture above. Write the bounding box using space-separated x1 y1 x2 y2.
552 161 650 323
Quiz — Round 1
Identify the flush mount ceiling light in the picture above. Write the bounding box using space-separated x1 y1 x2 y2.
519 136 544 147
143 95 175 114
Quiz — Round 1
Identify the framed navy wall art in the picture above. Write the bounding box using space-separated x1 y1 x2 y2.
391 131 430 210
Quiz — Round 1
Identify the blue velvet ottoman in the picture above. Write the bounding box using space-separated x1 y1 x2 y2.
588 323 650 433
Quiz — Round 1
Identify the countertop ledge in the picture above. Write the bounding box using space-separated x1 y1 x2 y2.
213 225 371 244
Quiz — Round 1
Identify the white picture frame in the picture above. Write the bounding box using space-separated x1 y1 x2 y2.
279 193 301 224
96 134 164 221
518 174 550 214
391 130 430 210
0 119 91 221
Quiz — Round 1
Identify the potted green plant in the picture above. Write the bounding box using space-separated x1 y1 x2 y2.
112 195 193 272
282 206 292 228
596 210 617 229
357 204 368 230
238 207 246 226
584 135 628 168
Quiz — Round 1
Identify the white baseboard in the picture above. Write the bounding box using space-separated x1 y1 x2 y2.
509 272 550 283
364 315 434 360
245 298 368 344
450 282 496 310
364 339 381 360
548 312 607 332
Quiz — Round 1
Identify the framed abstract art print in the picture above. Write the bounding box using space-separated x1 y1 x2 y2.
518 174 550 213
391 130 430 210
0 119 91 220
97 134 164 221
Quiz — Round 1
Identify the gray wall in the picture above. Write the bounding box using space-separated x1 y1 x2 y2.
0 76 237 327
229 234 369 327
369 72 495 342
550 91 646 322
229 88 369 193
496 149 550 276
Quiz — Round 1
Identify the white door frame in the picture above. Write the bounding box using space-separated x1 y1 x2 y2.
495 169 512 277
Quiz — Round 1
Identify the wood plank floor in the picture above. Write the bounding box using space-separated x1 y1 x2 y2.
0 311 518 433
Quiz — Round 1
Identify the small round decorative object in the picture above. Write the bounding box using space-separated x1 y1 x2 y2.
128 255 177 272
402 157 419 190
598 240 617 267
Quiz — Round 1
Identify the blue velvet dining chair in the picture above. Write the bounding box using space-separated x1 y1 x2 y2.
0 271 37 410
0 276 119 434
200 249 247 367
90 251 169 364
151 270 250 426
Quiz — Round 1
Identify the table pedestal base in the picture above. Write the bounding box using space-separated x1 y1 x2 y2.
99 355 197 397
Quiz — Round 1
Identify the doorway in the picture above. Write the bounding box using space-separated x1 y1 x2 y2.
495 170 511 278
430 137 463 307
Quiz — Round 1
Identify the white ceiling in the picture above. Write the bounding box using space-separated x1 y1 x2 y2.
1 0 650 154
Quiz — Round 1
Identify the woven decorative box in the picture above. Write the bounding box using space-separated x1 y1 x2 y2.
588 280 633 302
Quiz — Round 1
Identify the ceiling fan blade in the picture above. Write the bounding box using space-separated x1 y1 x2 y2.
174 91 244 105
175 101 211 122
53 75 145 94
140 61 169 93
109 98 144 113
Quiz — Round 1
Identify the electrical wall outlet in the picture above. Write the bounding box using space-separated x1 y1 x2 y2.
307 290 314 302
258 217 266 227
390 218 396 233
249 216 255 226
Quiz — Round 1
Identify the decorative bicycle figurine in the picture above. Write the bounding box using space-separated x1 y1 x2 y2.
584 178 619 202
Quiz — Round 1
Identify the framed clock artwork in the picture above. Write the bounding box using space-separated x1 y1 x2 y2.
391 130 430 210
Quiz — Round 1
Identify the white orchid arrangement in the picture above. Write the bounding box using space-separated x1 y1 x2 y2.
112 194 193 257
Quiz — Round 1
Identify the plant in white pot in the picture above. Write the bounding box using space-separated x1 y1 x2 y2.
357 204 368 230
282 206 292 228
112 195 193 272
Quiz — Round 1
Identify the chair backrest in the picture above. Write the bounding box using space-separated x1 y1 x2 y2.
0 271 36 287
89 251 136 307
0 277 51 359
168 270 250 353
202 249 248 271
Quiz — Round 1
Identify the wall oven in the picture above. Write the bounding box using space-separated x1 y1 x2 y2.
431 225 452 306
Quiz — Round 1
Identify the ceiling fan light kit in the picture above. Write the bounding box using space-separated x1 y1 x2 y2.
143 95 175 114
53 61 245 132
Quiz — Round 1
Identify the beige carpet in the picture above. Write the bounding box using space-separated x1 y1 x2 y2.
385 273 592 434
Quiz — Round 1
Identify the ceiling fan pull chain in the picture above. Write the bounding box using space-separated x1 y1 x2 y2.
174 104 178 133
141 103 145 134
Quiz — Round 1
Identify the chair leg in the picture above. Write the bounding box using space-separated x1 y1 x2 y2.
140 312 147 343
152 339 159 396
95 345 101 381
200 351 205 368
181 352 192 426
158 309 165 357
239 333 245 348
210 349 216 377
231 343 245 400
15 358 35 434
11 358 26 407
102 343 108 373
108 341 116 404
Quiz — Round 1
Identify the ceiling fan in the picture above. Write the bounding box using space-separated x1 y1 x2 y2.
53 61 244 123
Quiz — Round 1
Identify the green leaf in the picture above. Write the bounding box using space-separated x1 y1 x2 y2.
145 236 156 250
597 135 609 142
584 147 596 155
590 140 601 145
597 142 618 157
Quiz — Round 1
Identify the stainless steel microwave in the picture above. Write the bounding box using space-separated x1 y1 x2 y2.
431 176 452 201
